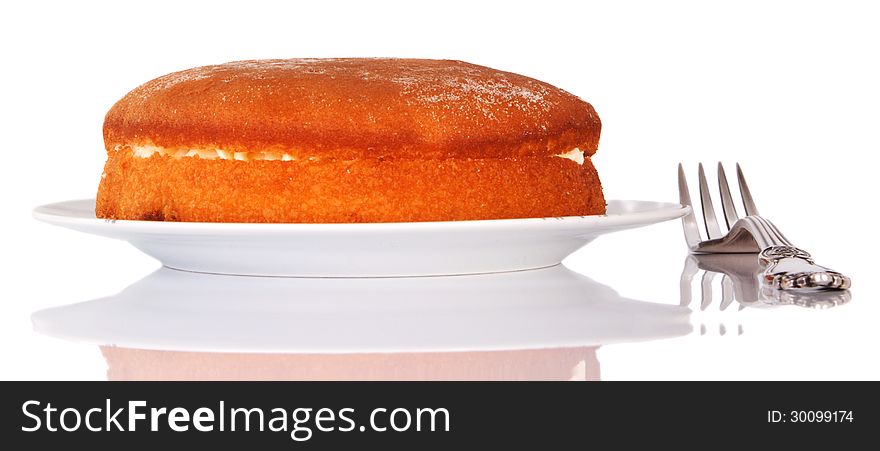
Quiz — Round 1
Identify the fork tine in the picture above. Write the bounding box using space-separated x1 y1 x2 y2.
698 163 723 239
700 270 716 311
717 163 739 229
678 164 702 248
720 274 734 311
736 163 760 216
680 255 699 307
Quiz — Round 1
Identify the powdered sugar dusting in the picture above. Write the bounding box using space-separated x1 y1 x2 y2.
442 74 551 114
136 59 341 97
385 62 555 121
137 59 557 117
116 58 595 156
138 70 212 98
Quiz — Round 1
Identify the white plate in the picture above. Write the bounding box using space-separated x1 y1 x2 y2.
33 199 688 277
32 265 691 353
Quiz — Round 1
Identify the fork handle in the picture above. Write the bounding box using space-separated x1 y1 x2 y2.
759 246 851 290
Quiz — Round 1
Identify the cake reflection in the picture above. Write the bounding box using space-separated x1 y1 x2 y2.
101 346 601 381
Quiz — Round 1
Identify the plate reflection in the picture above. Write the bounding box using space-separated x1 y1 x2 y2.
34 265 690 381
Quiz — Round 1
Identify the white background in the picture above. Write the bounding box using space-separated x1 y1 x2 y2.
2 0 878 380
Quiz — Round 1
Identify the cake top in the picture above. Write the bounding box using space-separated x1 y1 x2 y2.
104 58 601 160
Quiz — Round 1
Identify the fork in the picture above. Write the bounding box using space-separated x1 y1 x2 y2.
678 163 851 291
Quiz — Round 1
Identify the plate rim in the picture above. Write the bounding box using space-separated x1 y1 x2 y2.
33 198 690 233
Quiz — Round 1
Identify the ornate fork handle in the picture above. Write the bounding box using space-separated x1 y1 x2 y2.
759 246 851 290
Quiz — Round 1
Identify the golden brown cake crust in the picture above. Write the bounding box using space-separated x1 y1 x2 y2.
97 58 605 223
96 152 605 223
103 58 601 160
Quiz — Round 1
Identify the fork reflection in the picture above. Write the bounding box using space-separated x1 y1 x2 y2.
680 253 852 312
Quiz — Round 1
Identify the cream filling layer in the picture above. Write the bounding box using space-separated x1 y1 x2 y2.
555 148 585 165
128 145 295 161
125 145 586 165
